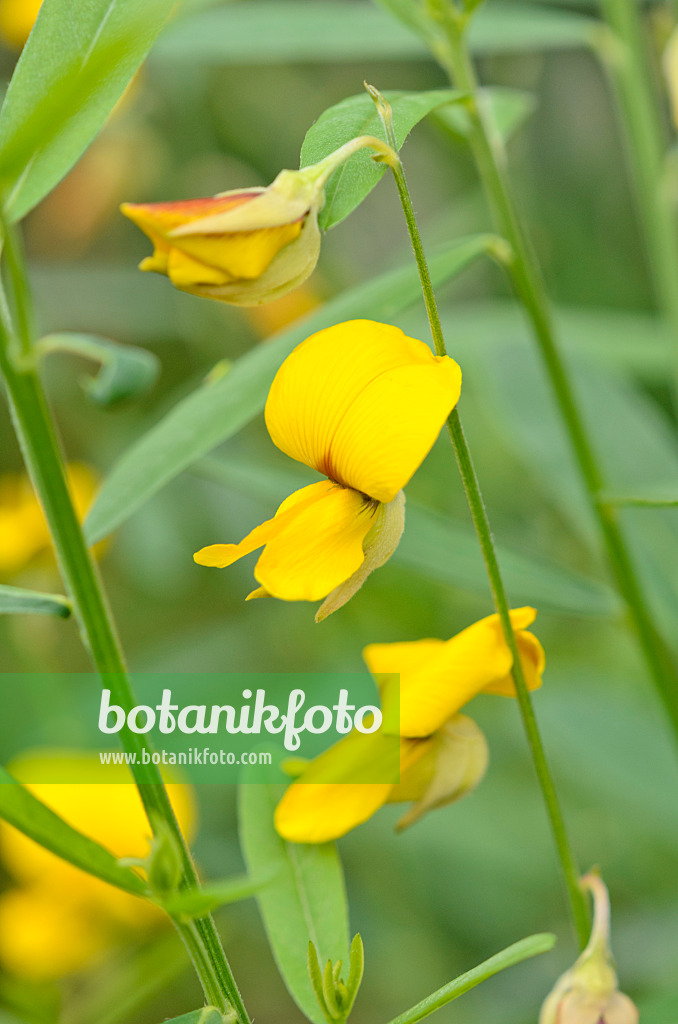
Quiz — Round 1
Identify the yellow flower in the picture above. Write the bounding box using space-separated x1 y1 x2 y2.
274 608 544 843
122 136 398 305
0 463 99 577
0 751 195 980
0 0 41 49
539 874 638 1024
194 320 461 618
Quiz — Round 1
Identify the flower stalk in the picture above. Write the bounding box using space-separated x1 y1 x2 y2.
596 0 678 400
368 85 590 947
414 8 678 747
0 223 249 1022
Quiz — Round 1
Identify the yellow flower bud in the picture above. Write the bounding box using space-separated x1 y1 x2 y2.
540 874 638 1024
122 135 398 305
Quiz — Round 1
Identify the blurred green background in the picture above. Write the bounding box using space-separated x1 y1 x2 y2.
1 0 678 1022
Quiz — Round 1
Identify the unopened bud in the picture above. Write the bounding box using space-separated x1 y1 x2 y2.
539 874 638 1024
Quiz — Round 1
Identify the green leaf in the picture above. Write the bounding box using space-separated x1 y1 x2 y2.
385 933 556 1024
157 1012 225 1024
599 487 678 508
239 784 349 1024
188 454 620 618
301 89 464 231
153 1 429 64
0 0 173 222
399 504 619 618
0 584 71 618
158 871 274 917
436 88 537 144
150 2 596 67
38 332 160 406
85 235 495 544
466 337 678 638
0 765 150 897
468 3 596 53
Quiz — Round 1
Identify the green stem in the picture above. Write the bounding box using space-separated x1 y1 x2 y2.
0 225 249 1023
596 0 678 396
431 10 678 746
373 90 590 947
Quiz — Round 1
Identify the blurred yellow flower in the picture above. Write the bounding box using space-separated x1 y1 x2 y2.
274 608 544 842
0 463 100 577
664 27 678 130
0 751 195 981
244 282 322 339
0 0 41 49
194 320 461 619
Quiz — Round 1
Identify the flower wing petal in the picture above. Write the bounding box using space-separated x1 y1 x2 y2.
274 731 424 843
193 482 330 569
255 483 378 601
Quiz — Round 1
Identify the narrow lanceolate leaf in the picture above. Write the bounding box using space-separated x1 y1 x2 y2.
0 766 149 897
467 3 597 54
301 89 464 230
436 88 537 145
186 454 620 619
85 234 495 544
150 2 596 67
38 332 160 406
239 784 349 1024
385 934 556 1024
0 584 71 618
0 0 174 222
157 1011 225 1024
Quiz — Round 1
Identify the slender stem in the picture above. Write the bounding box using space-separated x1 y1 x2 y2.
374 91 590 947
430 11 678 746
0 225 249 1023
596 0 678 396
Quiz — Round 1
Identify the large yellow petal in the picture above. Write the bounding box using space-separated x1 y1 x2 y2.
265 321 461 501
194 481 379 602
365 607 543 738
254 483 379 601
274 731 426 843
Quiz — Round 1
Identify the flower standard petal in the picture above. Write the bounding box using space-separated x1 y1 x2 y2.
364 607 543 738
265 320 461 498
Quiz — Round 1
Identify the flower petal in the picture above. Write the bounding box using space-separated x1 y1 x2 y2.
193 481 331 569
364 607 542 737
254 483 379 601
274 730 426 843
194 481 379 602
265 320 461 501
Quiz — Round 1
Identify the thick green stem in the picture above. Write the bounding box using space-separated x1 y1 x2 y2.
596 0 678 394
0 227 249 1023
434 12 678 746
373 90 590 946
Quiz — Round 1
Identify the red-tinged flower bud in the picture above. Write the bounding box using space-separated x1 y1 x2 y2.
540 874 638 1024
122 135 398 306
